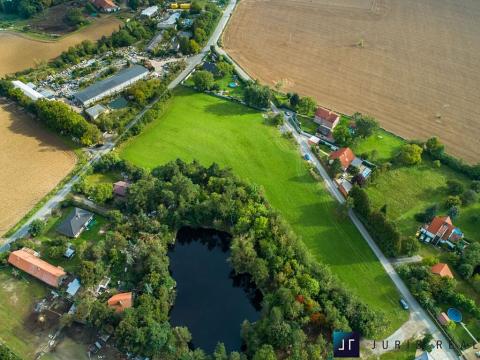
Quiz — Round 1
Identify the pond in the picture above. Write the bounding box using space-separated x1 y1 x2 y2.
169 227 261 353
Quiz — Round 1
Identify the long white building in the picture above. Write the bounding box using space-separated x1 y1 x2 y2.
73 65 149 107
11 80 44 101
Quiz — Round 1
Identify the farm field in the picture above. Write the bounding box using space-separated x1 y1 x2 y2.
0 16 121 76
0 101 76 236
120 87 407 336
223 0 480 163
0 270 48 359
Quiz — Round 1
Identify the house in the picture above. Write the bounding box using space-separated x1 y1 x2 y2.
56 207 94 238
8 248 66 287
314 106 340 139
157 12 181 30
431 263 454 279
66 278 81 297
90 0 119 12
415 352 434 360
336 178 353 198
437 312 451 326
12 80 44 101
113 181 130 197
85 104 108 120
141 5 158 17
308 135 320 146
329 147 356 170
107 292 133 312
202 62 219 76
418 216 464 244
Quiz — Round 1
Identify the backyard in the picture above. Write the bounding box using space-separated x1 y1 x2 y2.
120 87 407 336
0 270 48 359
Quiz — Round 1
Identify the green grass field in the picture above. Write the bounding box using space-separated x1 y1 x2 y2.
352 129 405 163
0 270 48 359
120 87 407 336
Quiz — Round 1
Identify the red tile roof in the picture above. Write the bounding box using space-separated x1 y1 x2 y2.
91 0 118 10
8 248 66 287
113 181 129 197
315 107 340 124
431 263 454 279
425 216 455 240
108 292 133 312
329 147 356 169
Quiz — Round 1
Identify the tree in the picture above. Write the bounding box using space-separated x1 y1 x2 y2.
355 115 378 138
349 186 371 218
446 180 464 195
297 97 317 116
461 189 477 206
332 124 353 147
397 144 423 166
330 158 343 177
445 196 461 209
419 333 433 352
64 8 85 27
458 263 474 279
190 0 203 14
253 345 276 360
213 343 228 360
192 70 215 91
471 180 480 193
447 206 459 219
289 93 300 108
90 183 113 203
29 219 45 237
244 83 272 108
425 137 444 156
216 61 234 78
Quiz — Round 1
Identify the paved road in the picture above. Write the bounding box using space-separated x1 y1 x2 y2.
4 0 238 246
279 113 459 360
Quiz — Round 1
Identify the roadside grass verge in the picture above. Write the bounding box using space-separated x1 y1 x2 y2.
0 269 48 359
119 86 407 336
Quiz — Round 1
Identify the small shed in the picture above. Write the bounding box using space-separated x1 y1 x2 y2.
64 246 75 259
141 5 158 17
85 104 108 120
113 181 130 197
308 135 320 146
66 278 81 297
437 312 450 326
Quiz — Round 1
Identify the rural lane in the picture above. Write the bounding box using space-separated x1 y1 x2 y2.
280 113 459 360
4 0 238 246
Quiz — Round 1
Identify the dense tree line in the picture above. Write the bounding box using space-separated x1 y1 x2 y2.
75 159 387 359
244 82 272 109
0 0 67 18
0 343 21 360
125 78 168 107
349 186 418 256
0 80 101 145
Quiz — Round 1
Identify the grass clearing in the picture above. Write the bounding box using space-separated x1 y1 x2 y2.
352 129 405 163
0 270 48 359
120 87 407 336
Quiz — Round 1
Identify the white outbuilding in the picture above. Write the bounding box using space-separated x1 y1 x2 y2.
141 5 158 17
11 80 44 101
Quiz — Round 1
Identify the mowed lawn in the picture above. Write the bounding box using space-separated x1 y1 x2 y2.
120 87 407 336
0 270 48 359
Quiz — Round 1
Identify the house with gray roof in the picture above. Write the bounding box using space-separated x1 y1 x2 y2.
56 207 94 238
73 65 149 107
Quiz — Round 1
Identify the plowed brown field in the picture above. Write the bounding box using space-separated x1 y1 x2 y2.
224 0 480 163
0 102 76 235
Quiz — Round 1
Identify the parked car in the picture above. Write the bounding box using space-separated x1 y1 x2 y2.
399 298 409 310
304 154 311 161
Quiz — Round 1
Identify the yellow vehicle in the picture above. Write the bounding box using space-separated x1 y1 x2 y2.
170 3 179 9
179 3 191 9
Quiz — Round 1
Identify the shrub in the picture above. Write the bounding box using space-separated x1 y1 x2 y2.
458 263 474 279
445 196 461 209
433 160 441 168
28 219 45 237
471 180 480 193
461 190 477 206
191 70 215 91
446 180 464 195
397 144 423 166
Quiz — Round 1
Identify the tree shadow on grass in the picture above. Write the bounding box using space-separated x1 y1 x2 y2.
204 101 255 117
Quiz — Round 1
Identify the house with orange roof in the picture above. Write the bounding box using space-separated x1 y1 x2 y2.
431 263 454 279
418 216 463 245
8 248 66 287
314 106 340 140
90 0 119 12
107 292 133 313
329 147 357 170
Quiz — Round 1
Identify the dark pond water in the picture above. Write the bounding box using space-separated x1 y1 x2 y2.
169 227 262 353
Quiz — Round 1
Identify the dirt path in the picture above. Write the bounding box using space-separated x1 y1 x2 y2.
223 0 480 163
0 101 76 235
